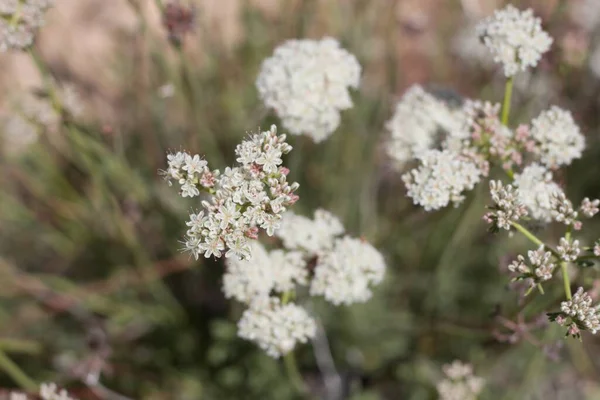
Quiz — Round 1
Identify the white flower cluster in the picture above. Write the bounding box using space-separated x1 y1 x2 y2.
551 191 579 227
223 241 306 304
224 209 386 356
0 0 54 52
238 298 317 358
557 237 580 262
476 5 552 77
275 208 344 254
256 37 361 143
164 125 299 260
436 360 485 400
513 163 562 223
402 149 484 211
311 236 386 305
580 198 600 218
556 287 600 337
386 85 463 169
529 106 585 169
485 180 528 231
509 245 555 288
452 23 494 69
39 383 77 400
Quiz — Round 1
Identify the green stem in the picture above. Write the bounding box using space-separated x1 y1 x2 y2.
284 351 307 395
28 46 63 114
561 262 572 300
510 222 543 247
501 77 514 126
0 349 37 390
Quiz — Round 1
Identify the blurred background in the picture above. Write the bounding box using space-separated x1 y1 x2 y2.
1 0 600 398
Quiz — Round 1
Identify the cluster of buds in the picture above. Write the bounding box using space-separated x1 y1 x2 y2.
484 180 528 231
549 287 600 339
551 192 580 228
508 246 555 293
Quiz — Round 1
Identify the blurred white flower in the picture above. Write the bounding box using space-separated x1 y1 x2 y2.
310 236 386 306
437 360 485 400
256 37 361 142
386 85 463 169
402 149 484 211
40 382 77 400
476 5 552 77
9 393 28 400
0 0 54 52
2 113 38 154
158 83 175 99
529 106 585 169
570 0 600 32
452 23 494 68
276 209 344 255
237 297 316 358
513 163 563 223
223 242 306 304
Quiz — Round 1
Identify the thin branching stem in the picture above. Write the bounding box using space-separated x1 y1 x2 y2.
501 76 514 126
0 348 37 390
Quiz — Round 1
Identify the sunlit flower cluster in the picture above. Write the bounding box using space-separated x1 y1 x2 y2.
163 125 299 260
436 360 485 400
386 85 462 168
0 0 54 52
528 106 585 169
256 37 361 142
275 208 344 254
476 5 552 77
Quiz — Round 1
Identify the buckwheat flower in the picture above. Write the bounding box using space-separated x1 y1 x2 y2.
223 242 306 304
9 393 27 400
513 163 563 223
310 236 386 306
164 125 299 260
237 297 316 358
476 5 552 77
0 0 55 52
276 209 344 255
386 85 463 168
256 37 361 142
580 198 599 218
529 106 585 169
436 360 485 400
39 382 77 400
402 149 484 211
557 237 580 262
452 23 494 69
551 287 600 338
485 180 528 230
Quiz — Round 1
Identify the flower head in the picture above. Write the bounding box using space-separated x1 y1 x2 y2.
485 180 528 231
529 106 585 169
557 237 580 262
402 149 484 211
256 37 361 142
508 245 555 289
513 163 563 223
237 298 316 358
310 236 386 305
437 360 485 400
39 383 77 400
580 198 599 218
476 5 552 77
550 287 600 339
275 209 344 255
386 85 463 168
163 125 299 260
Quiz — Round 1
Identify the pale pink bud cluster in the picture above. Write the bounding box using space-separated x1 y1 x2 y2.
485 180 528 231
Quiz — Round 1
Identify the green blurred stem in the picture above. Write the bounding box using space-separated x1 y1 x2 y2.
284 351 307 395
0 349 37 391
0 339 42 354
28 46 63 114
562 228 573 300
501 77 514 126
510 222 543 247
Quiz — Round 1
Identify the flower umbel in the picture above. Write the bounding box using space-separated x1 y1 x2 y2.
436 360 485 400
549 287 600 339
485 180 528 231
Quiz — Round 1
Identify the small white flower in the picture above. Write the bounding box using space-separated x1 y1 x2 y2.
256 37 361 142
183 154 208 175
485 180 528 230
437 361 485 400
557 237 580 262
276 209 344 255
40 382 77 400
0 0 54 52
529 106 585 169
476 5 552 77
559 287 600 336
580 198 599 218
